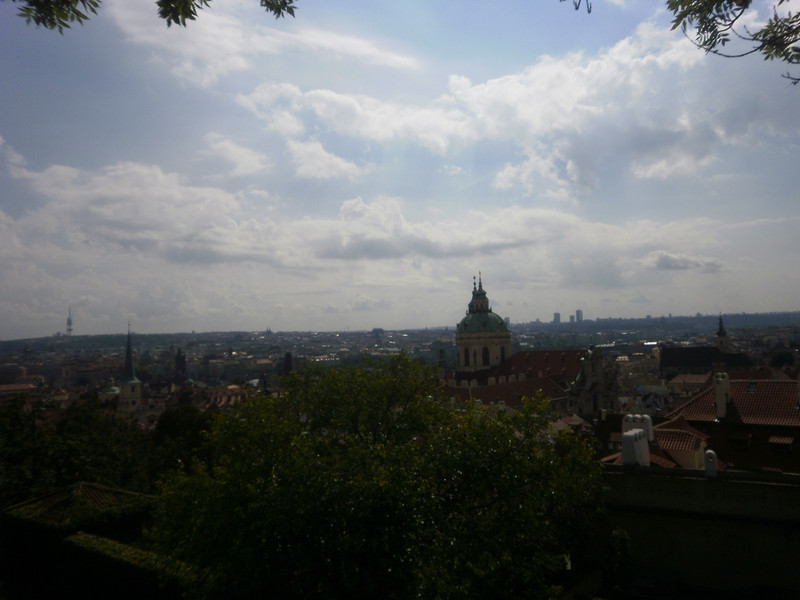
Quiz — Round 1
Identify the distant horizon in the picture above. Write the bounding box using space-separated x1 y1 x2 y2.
6 309 800 343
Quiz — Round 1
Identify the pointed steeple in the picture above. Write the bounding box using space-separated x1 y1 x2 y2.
122 323 138 383
716 314 729 350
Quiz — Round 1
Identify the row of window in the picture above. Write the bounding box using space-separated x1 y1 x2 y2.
463 346 506 367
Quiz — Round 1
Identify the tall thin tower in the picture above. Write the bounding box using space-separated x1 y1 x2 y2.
66 307 73 337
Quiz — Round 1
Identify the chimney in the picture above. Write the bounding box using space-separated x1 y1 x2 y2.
621 429 650 467
714 372 730 420
622 413 654 442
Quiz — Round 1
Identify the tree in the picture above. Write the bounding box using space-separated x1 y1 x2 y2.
666 0 800 84
149 355 611 599
0 396 152 508
6 0 296 31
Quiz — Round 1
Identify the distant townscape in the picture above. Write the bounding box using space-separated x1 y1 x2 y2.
2 279 800 598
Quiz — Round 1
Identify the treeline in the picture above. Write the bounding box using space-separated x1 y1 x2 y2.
0 396 212 510
1 355 624 598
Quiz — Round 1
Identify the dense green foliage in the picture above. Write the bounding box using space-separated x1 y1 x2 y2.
6 0 295 31
0 397 210 509
0 397 150 508
149 355 609 599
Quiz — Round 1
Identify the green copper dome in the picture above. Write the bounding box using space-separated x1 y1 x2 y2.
456 274 508 333
457 310 508 333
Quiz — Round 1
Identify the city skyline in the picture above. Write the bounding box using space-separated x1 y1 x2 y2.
2 1 799 339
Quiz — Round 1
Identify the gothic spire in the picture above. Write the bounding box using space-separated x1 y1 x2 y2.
122 323 137 382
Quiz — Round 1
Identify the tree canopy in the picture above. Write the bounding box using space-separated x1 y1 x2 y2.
148 354 612 599
667 0 800 84
7 0 295 31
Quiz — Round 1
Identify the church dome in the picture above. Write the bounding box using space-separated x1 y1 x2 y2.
457 310 508 333
456 274 509 333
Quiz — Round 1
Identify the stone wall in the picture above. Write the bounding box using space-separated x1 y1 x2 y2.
604 466 800 594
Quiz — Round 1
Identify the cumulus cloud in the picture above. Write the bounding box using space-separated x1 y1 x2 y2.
0 134 26 169
233 14 796 205
641 251 724 273
105 0 418 86
3 2 800 337
0 144 793 336
204 133 271 176
350 294 392 312
287 139 367 180
239 84 475 153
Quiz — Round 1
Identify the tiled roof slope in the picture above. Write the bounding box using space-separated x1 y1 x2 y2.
498 349 584 379
655 429 701 452
445 350 584 408
668 380 800 427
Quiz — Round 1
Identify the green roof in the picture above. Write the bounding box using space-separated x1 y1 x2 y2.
457 311 508 333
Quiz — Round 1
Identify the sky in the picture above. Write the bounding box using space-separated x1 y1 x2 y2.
1 0 799 339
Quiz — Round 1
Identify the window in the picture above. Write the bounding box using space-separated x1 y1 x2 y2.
482 347 490 366
464 348 470 367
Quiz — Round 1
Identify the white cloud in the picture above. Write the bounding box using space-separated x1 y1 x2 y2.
639 251 724 273
3 2 800 337
234 15 796 204
105 0 418 86
287 139 367 180
240 84 475 153
203 133 271 176
1 144 796 336
0 134 26 169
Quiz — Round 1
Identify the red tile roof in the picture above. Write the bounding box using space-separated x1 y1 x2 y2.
655 429 702 453
654 415 710 441
668 380 800 427
768 435 794 445
445 349 584 407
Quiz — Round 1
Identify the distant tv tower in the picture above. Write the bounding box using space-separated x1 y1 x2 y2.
66 306 73 336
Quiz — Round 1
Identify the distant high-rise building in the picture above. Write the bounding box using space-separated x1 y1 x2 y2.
576 309 583 323
570 315 575 324
553 312 561 324
66 307 73 336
